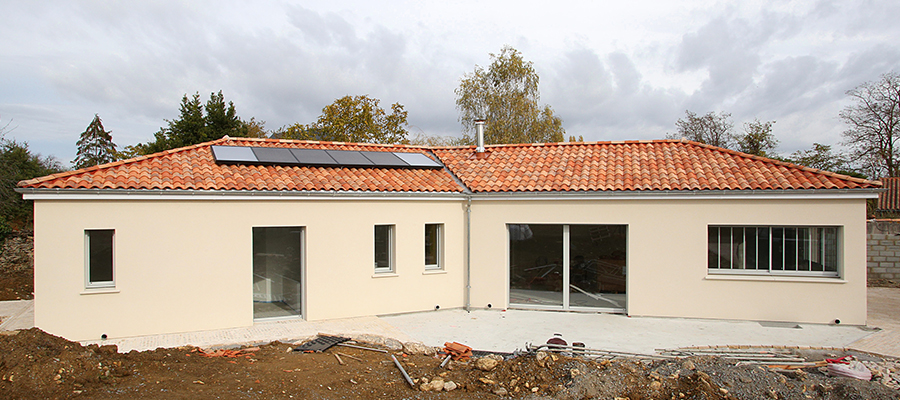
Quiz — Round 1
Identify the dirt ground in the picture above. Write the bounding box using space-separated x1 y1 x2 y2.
2 234 900 399
1 328 898 400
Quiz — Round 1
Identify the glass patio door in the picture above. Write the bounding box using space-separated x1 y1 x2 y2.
253 226 304 319
509 224 626 311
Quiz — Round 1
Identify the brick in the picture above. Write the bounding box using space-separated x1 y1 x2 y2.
887 257 900 262
871 245 887 251
880 262 895 268
887 246 900 251
872 256 887 262
873 267 887 273
868 262 880 268
884 274 895 279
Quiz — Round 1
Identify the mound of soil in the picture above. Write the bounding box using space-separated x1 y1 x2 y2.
1 329 898 399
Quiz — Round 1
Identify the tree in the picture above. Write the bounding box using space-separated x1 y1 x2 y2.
0 134 64 231
455 46 565 145
840 72 900 178
135 91 252 155
73 114 117 169
736 119 778 156
785 143 863 177
668 110 735 148
276 95 409 144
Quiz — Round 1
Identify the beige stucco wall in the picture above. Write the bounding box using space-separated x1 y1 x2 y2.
33 198 465 341
466 197 868 325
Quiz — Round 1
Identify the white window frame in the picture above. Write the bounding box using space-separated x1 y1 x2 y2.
424 223 443 270
707 225 840 278
85 229 115 289
374 225 395 274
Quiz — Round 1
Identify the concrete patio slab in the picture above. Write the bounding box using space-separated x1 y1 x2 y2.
380 308 874 355
0 299 33 331
849 287 900 358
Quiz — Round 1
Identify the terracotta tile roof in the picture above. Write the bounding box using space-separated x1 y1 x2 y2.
19 138 880 194
877 177 900 210
432 140 881 193
18 137 464 193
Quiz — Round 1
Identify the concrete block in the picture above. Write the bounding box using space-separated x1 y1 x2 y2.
887 246 900 251
873 267 887 273
880 262 895 268
871 245 887 251
872 256 887 262
887 257 900 262
884 274 896 279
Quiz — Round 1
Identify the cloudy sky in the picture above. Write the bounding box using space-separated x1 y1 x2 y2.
2 0 899 166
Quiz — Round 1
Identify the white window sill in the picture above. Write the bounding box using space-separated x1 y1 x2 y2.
81 288 120 295
423 269 447 275
705 274 846 284
372 272 399 278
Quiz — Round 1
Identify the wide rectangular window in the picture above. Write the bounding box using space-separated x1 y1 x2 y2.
375 225 394 273
85 229 114 288
424 224 442 270
708 226 839 277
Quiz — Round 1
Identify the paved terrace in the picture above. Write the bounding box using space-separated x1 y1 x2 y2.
1 289 899 358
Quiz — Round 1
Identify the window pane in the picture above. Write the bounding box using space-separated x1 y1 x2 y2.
708 227 720 269
720 228 733 269
509 224 563 307
746 227 758 269
88 230 114 284
784 228 797 271
797 228 811 271
732 227 745 269
757 227 770 271
771 228 784 270
375 225 393 271
824 227 838 272
425 224 440 268
253 227 303 318
569 225 627 309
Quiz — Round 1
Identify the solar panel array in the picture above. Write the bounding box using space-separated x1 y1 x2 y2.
210 146 443 169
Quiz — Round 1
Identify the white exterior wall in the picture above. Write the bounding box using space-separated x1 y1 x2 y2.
33 198 465 341
467 197 868 325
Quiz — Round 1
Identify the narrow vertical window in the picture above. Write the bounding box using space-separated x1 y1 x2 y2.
86 229 114 288
425 224 442 270
374 225 394 273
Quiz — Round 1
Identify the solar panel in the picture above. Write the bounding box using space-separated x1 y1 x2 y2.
252 147 299 164
394 152 442 168
290 149 340 166
210 145 443 169
361 151 406 167
326 150 373 166
211 146 258 163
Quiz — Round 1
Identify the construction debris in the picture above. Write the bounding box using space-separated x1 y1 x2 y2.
292 335 350 352
194 347 260 358
443 341 472 361
390 354 415 388
336 342 389 353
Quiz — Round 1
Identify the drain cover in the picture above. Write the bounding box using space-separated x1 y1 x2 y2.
293 335 350 352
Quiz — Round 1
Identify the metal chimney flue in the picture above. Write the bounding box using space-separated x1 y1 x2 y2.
475 119 486 153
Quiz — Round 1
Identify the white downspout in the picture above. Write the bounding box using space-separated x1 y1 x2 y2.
465 196 472 312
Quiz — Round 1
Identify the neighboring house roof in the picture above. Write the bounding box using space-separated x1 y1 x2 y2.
434 140 880 193
18 137 463 193
18 137 880 195
877 177 900 211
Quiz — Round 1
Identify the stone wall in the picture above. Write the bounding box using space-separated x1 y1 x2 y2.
868 220 900 280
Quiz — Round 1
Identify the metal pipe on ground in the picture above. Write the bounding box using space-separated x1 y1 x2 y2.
391 355 416 388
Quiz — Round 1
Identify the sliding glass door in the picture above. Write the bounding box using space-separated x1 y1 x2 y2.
253 226 304 319
509 224 626 311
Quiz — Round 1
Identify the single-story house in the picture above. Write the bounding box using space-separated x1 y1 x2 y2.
17 137 881 341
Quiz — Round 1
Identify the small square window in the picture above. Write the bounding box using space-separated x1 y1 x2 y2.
425 224 443 270
374 225 394 273
86 229 115 288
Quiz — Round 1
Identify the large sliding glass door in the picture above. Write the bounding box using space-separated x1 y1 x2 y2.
509 224 626 311
253 227 304 319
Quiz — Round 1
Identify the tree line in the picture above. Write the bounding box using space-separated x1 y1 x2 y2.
3 46 900 234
